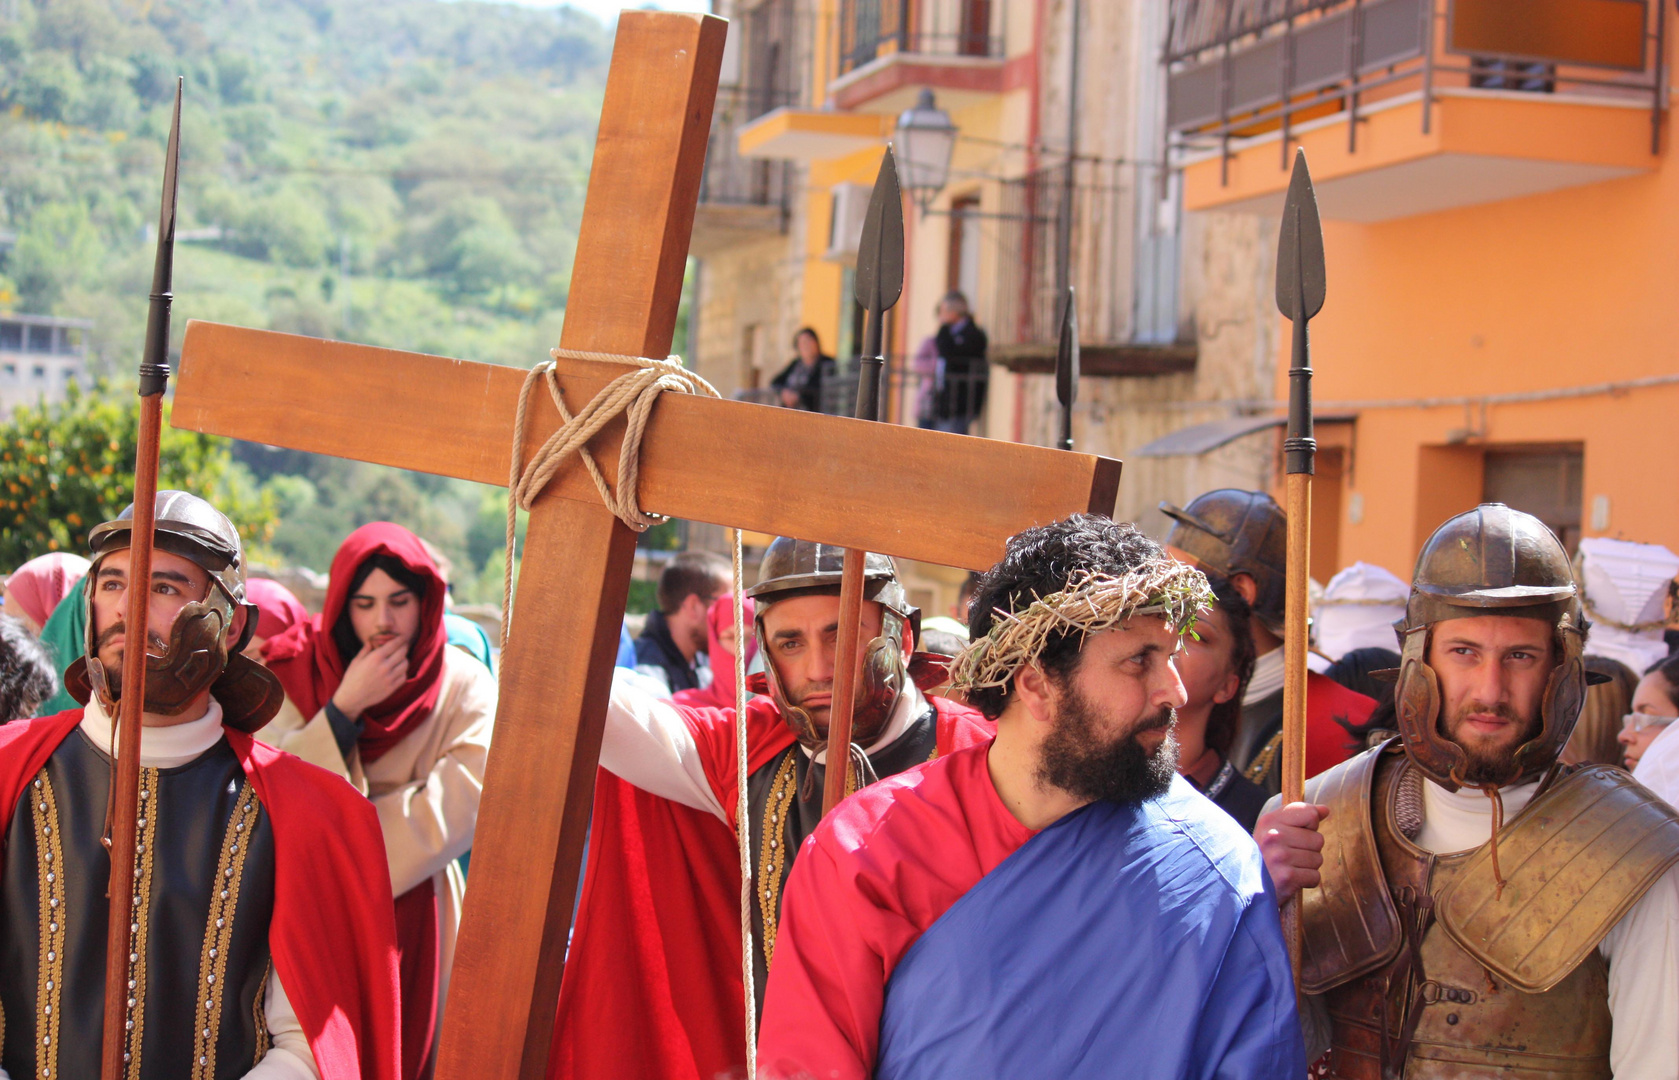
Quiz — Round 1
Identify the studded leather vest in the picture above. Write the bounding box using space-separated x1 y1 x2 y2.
1300 742 1679 1080
0 727 277 1080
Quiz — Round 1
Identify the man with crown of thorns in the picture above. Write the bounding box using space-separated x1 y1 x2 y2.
757 513 1305 1080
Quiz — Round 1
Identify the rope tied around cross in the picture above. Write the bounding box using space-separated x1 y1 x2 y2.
497 345 763 1075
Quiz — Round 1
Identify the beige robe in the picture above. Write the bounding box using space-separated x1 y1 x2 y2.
254 644 497 1036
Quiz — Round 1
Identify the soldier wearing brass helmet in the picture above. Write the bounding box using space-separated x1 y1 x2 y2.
1259 503 1679 1079
1159 489 1376 792
553 538 992 1079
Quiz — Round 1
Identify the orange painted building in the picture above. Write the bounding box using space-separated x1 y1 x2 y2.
1169 0 1679 580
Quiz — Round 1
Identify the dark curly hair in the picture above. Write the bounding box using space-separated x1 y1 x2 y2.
0 615 57 723
1203 577 1256 759
966 514 1172 720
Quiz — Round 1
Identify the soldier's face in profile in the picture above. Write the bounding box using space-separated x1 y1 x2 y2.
1428 616 1555 782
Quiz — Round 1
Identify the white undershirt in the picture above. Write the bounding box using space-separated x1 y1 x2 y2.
71 697 321 1080
1243 646 1285 706
599 666 929 823
1416 776 1679 1080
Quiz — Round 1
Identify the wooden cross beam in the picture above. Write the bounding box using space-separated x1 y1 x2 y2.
170 12 1122 1079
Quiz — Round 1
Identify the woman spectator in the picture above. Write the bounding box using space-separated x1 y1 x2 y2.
258 523 496 1080
1174 578 1267 830
1624 652 1679 778
2 551 90 634
672 592 757 711
770 327 838 413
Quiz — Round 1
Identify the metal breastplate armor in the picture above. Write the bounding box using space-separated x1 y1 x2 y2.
0 729 277 1080
744 705 938 1017
1301 742 1679 1079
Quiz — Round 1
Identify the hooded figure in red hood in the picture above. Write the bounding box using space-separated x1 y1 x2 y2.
672 593 758 712
258 523 498 1080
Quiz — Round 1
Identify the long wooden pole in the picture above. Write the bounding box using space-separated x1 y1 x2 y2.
1275 147 1324 989
823 549 870 815
101 77 180 1079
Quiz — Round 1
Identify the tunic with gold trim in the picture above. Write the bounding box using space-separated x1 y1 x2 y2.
1 715 281 1080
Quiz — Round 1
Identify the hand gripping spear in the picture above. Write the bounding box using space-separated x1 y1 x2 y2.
1055 286 1079 451
822 146 904 816
101 77 181 1080
1275 147 1325 987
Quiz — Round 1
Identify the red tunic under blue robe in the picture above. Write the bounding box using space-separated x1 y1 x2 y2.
758 738 1305 1080
548 691 991 1080
0 710 402 1080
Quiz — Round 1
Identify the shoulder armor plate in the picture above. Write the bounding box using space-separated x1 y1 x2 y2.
1298 740 1403 994
1437 765 1679 993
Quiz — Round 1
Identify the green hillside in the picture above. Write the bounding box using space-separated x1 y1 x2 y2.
0 0 697 600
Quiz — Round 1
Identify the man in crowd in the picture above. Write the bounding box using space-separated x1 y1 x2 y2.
1173 578 1268 830
549 539 991 1080
1161 488 1376 791
758 515 1302 1080
1259 504 1679 1079
635 550 730 694
0 492 400 1080
929 292 988 434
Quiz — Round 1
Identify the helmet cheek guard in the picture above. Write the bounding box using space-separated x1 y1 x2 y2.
1395 625 1467 790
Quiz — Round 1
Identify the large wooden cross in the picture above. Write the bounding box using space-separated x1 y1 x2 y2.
170 12 1122 1080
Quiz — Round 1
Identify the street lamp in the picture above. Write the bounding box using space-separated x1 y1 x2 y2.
893 89 957 214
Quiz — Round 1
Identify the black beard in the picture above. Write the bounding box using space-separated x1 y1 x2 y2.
1038 683 1179 805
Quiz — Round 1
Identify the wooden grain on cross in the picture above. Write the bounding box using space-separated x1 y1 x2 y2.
170 12 1122 1080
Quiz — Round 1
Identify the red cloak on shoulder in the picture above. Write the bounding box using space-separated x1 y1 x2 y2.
547 694 993 1080
1305 670 1377 779
0 710 403 1080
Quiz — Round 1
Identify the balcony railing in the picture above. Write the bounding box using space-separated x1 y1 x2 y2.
837 0 1005 76
736 363 990 430
1165 0 1668 163
699 86 798 210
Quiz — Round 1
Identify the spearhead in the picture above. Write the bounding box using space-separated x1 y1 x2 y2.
1275 147 1323 476
852 146 905 421
140 78 183 398
1275 148 1325 327
1055 286 1079 451
855 145 905 321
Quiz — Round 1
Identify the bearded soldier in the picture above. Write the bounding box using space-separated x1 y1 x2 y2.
1160 489 1376 791
548 539 990 1080
1261 504 1679 1079
0 492 401 1080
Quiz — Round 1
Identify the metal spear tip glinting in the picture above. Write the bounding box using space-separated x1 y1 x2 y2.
855 144 905 318
1055 286 1078 451
140 76 183 399
1274 147 1325 329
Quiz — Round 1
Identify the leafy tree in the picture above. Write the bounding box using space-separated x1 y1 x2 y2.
0 382 276 569
9 200 104 311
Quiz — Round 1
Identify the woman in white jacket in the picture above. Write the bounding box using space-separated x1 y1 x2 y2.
257 522 496 1080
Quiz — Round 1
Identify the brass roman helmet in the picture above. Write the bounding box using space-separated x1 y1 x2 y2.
1394 503 1587 790
744 537 917 748
66 490 284 733
1159 489 1288 634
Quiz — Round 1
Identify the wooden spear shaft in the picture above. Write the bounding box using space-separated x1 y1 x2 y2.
100 392 162 1079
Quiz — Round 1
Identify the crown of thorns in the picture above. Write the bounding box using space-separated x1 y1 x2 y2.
947 563 1215 693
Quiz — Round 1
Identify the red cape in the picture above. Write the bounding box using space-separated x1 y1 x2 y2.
1305 670 1377 779
0 710 402 1080
548 694 993 1080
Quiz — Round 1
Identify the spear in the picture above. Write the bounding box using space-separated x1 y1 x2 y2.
101 77 181 1079
823 146 904 816
1275 147 1324 988
1055 286 1078 451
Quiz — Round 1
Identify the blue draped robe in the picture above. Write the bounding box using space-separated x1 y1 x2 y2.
876 775 1304 1080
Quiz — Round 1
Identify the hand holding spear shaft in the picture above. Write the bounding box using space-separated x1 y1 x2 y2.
1275 147 1325 988
822 147 904 816
101 77 181 1080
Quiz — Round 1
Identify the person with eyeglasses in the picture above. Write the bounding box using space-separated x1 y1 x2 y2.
1625 652 1679 775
